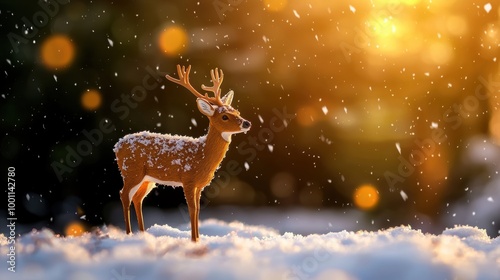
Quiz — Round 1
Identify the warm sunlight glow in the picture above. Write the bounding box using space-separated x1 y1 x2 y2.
372 0 421 5
422 41 453 65
40 34 75 70
366 17 397 38
489 108 500 144
446 15 468 36
264 0 287 12
158 25 188 56
81 89 102 111
65 221 85 237
368 18 410 56
354 184 380 210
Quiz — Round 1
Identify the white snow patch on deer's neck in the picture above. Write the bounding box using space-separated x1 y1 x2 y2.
221 132 232 142
221 128 249 142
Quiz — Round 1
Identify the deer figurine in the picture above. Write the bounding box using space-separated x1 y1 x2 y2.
114 65 251 241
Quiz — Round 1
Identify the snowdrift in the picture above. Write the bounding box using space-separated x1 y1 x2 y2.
1 220 499 280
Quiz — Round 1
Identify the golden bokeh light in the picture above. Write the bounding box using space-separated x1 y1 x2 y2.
65 221 85 237
264 0 287 12
81 89 102 111
158 25 188 56
482 24 500 51
446 15 468 36
297 106 318 127
40 34 75 70
353 184 380 210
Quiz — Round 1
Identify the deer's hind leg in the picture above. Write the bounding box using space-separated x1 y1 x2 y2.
132 181 156 232
120 178 143 234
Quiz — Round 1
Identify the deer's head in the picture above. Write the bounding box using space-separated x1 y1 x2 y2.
166 65 251 142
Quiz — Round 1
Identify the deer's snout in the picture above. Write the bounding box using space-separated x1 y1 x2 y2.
242 120 251 130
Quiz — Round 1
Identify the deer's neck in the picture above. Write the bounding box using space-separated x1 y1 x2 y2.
202 126 231 167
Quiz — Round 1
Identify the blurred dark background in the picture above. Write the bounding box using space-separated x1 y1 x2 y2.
2 0 500 237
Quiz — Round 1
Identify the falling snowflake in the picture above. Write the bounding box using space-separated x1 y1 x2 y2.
322 106 328 115
484 3 492 13
400 190 408 201
293 10 300 18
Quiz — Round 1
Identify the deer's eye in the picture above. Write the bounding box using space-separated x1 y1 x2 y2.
222 115 229 121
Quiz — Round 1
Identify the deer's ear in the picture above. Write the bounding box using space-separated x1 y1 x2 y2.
197 98 215 116
221 90 234 105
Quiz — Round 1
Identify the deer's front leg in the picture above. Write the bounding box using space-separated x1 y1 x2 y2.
183 186 199 242
195 188 203 239
119 187 132 234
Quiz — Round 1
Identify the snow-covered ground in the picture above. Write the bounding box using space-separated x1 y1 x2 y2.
2 219 499 280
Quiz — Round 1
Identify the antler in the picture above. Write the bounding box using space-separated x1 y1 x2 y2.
166 65 224 106
165 65 205 99
201 68 224 105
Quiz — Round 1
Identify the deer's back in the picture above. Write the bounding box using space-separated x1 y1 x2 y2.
114 131 206 181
